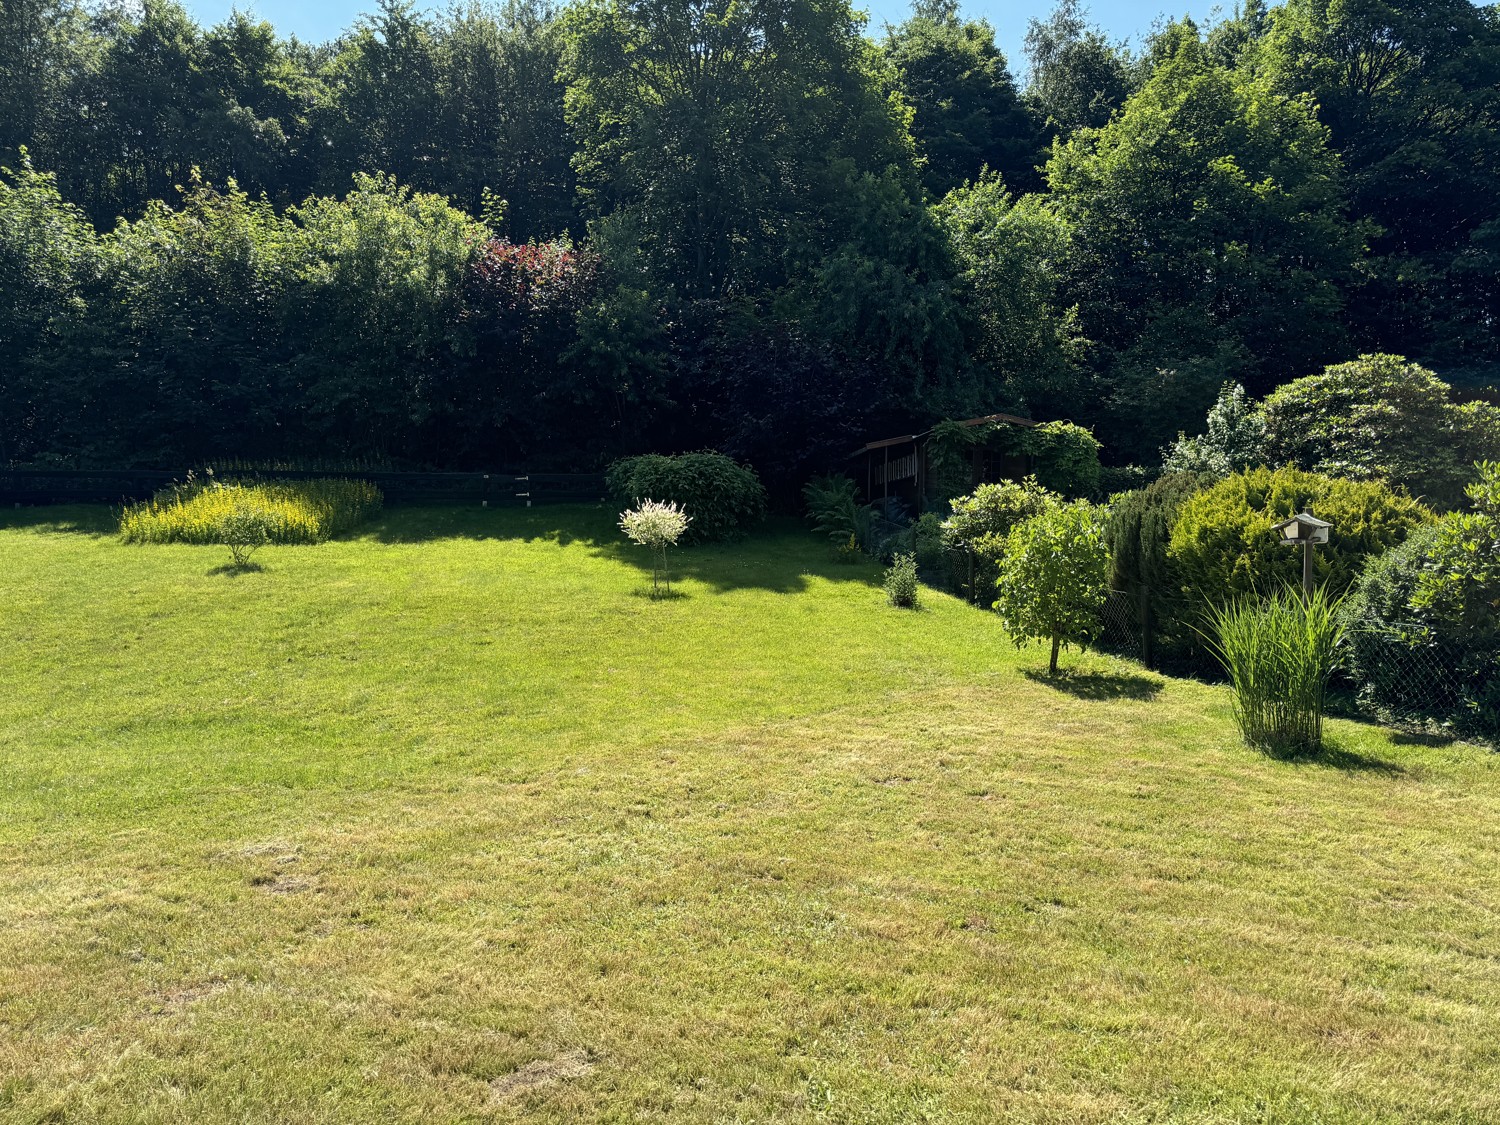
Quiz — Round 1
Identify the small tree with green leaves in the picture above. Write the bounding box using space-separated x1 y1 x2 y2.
994 501 1109 674
217 504 271 569
619 499 691 596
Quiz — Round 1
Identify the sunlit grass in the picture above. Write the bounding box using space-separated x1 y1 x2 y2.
1 504 1497 1123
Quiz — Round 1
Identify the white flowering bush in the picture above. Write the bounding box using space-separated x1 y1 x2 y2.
619 499 691 596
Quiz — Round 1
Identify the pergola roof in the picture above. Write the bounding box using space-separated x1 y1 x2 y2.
850 412 1037 457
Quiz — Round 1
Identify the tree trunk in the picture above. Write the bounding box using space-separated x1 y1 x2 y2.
1049 631 1061 676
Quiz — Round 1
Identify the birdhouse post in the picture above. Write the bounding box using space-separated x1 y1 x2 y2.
1271 510 1333 602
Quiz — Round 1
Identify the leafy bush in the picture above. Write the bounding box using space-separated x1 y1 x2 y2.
1204 586 1345 757
803 474 876 553
944 476 1059 560
1262 354 1500 509
1168 466 1431 605
995 501 1110 674
1343 463 1500 737
944 477 1059 604
884 553 920 609
1026 420 1102 498
120 477 384 545
1410 462 1500 628
217 505 271 568
619 499 691 596
608 452 766 544
924 419 1101 503
1163 382 1267 476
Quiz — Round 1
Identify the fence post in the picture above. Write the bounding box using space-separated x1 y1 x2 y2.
1138 585 1154 670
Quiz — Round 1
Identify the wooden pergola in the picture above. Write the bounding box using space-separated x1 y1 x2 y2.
849 412 1038 507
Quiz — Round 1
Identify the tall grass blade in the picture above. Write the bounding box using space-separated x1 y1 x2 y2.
1203 585 1346 756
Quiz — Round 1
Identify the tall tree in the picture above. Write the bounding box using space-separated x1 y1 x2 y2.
0 0 97 166
1255 0 1500 382
0 152 99 464
559 0 916 301
196 11 318 206
1047 21 1363 459
318 0 446 195
882 0 1041 197
1023 0 1131 138
439 0 578 239
932 172 1082 416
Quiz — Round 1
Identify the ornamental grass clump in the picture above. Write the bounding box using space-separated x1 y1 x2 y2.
1203 585 1346 756
619 499 691 596
120 477 383 545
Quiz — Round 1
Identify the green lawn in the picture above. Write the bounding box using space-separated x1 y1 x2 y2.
2 504 1498 1124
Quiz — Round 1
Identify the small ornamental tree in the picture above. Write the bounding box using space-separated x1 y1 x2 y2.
217 504 271 569
619 499 691 596
995 501 1110 674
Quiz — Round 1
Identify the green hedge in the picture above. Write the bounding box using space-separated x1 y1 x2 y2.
607 452 767 544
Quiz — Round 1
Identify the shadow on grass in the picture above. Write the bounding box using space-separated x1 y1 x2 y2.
628 586 690 601
364 505 884 596
366 502 616 548
1389 729 1460 748
0 504 119 536
206 561 267 577
1023 668 1165 701
1269 740 1408 776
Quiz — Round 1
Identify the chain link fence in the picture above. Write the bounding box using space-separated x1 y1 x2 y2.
1340 620 1498 742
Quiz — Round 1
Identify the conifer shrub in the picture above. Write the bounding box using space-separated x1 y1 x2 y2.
1168 467 1431 605
1104 471 1217 663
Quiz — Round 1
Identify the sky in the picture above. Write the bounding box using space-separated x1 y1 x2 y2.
178 0 1225 73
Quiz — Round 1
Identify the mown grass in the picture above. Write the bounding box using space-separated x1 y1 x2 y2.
1 504 1498 1124
118 477 382 545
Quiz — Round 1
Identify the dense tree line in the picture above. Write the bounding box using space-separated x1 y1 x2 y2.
1 0 1497 482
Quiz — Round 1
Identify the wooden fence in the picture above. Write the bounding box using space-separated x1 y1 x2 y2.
0 469 606 508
